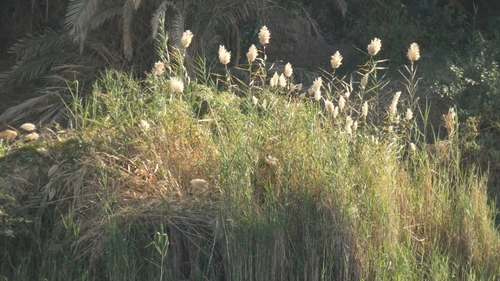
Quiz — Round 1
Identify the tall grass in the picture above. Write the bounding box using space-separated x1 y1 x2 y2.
0 22 499 280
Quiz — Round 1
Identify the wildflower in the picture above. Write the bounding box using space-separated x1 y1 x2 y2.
25 132 39 141
259 26 270 45
405 108 413 121
20 123 36 132
139 120 150 131
407 43 420 63
153 61 165 76
361 73 369 89
367 38 382 56
181 30 194 48
270 72 279 88
338 95 346 111
252 96 258 106
169 77 184 93
265 155 279 166
314 89 321 101
247 44 258 63
218 45 231 65
279 73 287 88
331 51 343 69
284 63 293 78
325 100 334 114
361 101 368 118
48 165 59 178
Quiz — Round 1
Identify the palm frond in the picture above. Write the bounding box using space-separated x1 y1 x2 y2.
151 1 176 38
122 0 135 61
88 4 123 31
9 29 68 61
65 0 101 43
0 91 65 126
0 53 79 91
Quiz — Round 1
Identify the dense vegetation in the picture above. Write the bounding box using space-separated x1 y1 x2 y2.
1 0 500 280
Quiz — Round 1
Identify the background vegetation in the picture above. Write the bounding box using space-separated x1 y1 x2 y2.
1 0 500 280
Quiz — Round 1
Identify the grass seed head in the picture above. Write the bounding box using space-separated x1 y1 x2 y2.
218 45 231 65
362 101 368 118
325 100 334 114
20 123 36 132
284 63 293 77
139 120 150 131
169 77 184 93
367 38 382 56
270 72 279 88
153 61 165 76
181 30 194 48
252 96 258 106
338 95 346 111
247 44 258 63
0 130 18 141
331 51 343 69
405 108 413 121
259 26 270 45
25 132 39 141
279 73 287 88
407 43 420 63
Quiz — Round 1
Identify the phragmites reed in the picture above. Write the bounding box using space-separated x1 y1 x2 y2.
181 30 194 48
407 43 420 63
353 120 358 132
284 63 293 78
442 107 456 138
259 26 270 45
331 51 343 69
218 45 231 65
367 38 382 56
247 44 258 63
333 105 339 118
169 77 184 93
153 61 165 76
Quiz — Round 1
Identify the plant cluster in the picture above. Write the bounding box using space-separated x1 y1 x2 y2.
1 19 500 281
